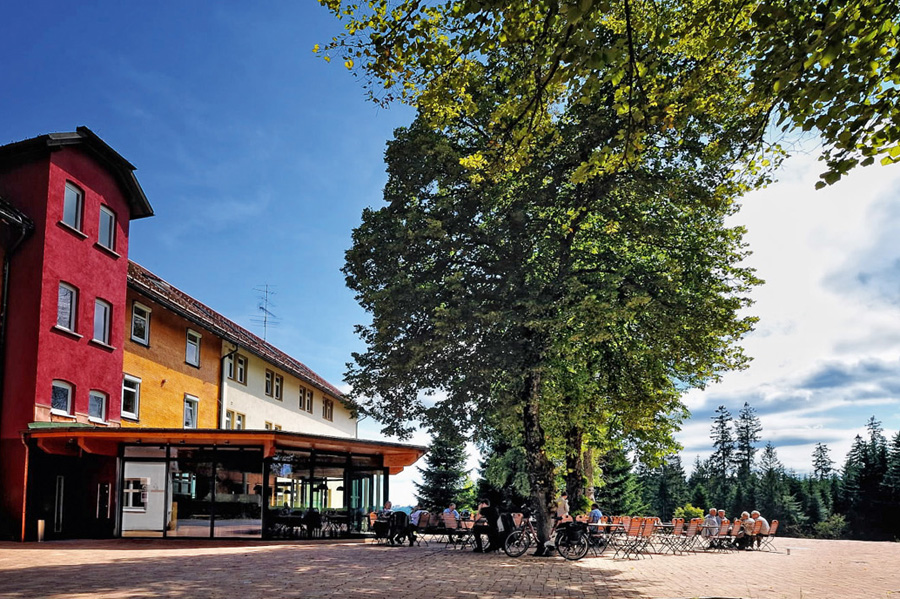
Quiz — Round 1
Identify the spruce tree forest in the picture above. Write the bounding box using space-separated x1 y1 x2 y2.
416 407 900 541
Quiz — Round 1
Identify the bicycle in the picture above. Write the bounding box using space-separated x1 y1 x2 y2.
503 511 589 560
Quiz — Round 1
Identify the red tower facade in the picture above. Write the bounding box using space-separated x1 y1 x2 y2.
0 128 152 540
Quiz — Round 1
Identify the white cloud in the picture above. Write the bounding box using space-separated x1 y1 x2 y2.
681 153 900 474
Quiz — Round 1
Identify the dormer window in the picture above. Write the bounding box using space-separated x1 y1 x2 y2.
63 183 83 231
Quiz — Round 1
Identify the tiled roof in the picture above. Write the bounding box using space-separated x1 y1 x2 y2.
127 261 345 400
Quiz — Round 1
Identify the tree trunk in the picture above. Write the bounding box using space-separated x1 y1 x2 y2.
564 420 585 513
522 369 556 555
584 446 596 504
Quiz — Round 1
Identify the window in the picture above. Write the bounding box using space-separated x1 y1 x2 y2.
265 370 274 396
98 205 116 250
183 395 199 429
185 330 201 367
122 479 147 511
93 299 111 345
51 380 73 415
229 354 247 384
131 303 151 345
171 472 195 495
300 386 313 412
57 282 77 332
88 390 107 422
274 374 283 401
273 424 282 431
264 421 273 430
62 182 83 231
122 376 140 420
322 398 334 422
225 410 245 430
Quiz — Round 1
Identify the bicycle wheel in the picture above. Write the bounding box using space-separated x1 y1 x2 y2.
504 530 532 558
556 532 590 561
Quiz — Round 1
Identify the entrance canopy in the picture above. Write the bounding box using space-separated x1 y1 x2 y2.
24 427 426 474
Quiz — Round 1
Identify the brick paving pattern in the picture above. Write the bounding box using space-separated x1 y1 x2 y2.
0 537 898 599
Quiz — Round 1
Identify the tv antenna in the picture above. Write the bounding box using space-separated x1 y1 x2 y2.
250 284 280 341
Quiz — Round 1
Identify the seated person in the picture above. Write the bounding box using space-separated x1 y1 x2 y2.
735 511 755 549
588 503 603 524
443 503 460 520
473 499 502 553
751 510 770 548
407 505 426 546
372 501 393 539
701 508 719 537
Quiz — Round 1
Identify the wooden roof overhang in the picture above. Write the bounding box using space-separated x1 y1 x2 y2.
24 428 427 475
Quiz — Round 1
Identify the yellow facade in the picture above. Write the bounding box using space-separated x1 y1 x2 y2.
121 289 220 429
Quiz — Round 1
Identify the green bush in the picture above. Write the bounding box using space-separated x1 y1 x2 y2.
814 514 847 539
673 503 705 521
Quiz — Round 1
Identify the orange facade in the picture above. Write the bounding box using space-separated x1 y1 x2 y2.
121 288 220 429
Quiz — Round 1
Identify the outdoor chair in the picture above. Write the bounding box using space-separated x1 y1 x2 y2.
758 519 779 551
679 518 702 553
440 512 461 546
412 511 430 546
724 519 743 551
388 510 411 546
658 518 684 554
371 514 391 544
624 517 657 559
708 519 731 552
613 516 644 559
455 515 476 549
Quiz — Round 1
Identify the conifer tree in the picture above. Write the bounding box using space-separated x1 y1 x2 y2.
882 431 900 501
755 442 785 519
708 406 735 504
734 402 762 479
812 443 834 479
414 427 471 510
639 454 688 520
594 450 648 516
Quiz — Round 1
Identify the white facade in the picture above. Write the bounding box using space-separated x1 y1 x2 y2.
220 347 356 438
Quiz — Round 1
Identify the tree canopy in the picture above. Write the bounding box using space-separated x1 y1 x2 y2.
319 0 900 187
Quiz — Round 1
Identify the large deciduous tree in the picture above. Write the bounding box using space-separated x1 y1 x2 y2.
319 0 900 186
342 75 761 545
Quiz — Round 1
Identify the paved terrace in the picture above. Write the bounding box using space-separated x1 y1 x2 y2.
0 537 898 599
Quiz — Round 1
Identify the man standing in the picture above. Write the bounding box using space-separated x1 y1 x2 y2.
473 499 502 552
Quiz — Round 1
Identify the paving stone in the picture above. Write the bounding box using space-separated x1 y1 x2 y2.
0 537 898 598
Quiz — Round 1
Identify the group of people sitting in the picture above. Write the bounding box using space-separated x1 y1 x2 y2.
701 507 771 549
372 500 506 551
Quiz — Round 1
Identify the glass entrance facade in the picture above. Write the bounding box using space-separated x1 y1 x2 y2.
120 444 388 539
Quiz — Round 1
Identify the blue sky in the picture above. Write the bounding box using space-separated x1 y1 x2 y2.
4 2 899 504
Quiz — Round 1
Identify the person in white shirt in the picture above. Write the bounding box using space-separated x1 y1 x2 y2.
555 492 569 519
407 505 426 546
750 510 770 548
